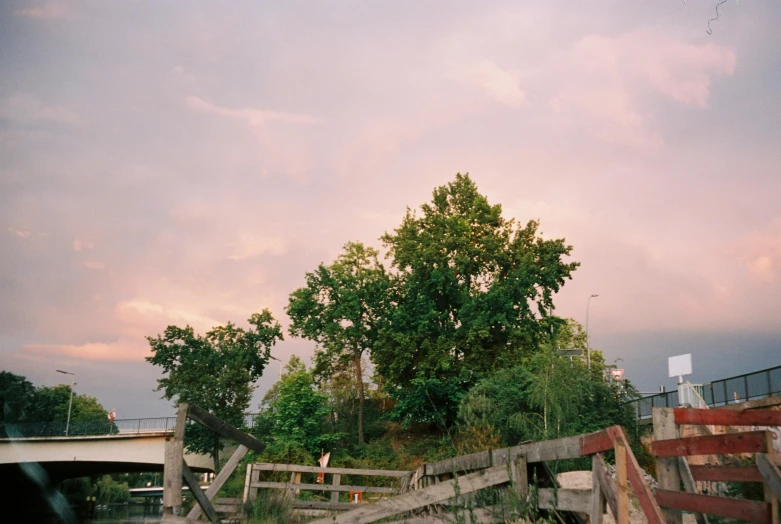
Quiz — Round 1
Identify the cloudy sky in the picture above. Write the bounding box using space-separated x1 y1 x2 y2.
2 1 780 418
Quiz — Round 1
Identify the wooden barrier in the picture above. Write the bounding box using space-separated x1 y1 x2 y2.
653 407 781 524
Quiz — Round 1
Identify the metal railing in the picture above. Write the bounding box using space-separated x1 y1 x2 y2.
629 365 781 420
1 417 177 438
1 412 265 439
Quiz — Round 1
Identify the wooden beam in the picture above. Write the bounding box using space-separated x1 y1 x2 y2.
174 403 189 441
758 453 781 524
182 460 221 523
580 428 614 456
163 439 184 515
690 465 764 483
251 463 408 477
593 453 617 520
251 481 395 494
510 453 528 497
678 457 709 524
615 435 629 524
308 464 511 524
331 473 341 504
655 490 772 524
188 444 248 521
591 454 606 524
674 408 781 427
614 428 665 524
652 430 769 457
538 488 592 513
187 404 266 454
653 407 683 524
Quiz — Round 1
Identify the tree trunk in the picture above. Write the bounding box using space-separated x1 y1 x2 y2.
213 434 220 472
354 351 365 445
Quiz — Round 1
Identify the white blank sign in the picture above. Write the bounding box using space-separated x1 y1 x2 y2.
668 353 692 378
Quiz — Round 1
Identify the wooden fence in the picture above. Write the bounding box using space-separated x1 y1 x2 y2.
652 406 781 524
243 463 409 515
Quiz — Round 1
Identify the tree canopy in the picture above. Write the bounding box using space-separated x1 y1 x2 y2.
287 241 390 444
146 309 283 464
374 174 579 423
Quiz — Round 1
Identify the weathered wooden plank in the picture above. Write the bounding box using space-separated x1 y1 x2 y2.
677 457 709 524
674 408 781 427
593 453 617 520
510 453 527 497
652 430 769 457
581 429 614 456
187 405 266 454
332 473 342 503
251 463 408 477
212 504 240 513
188 444 248 521
182 460 221 524
622 438 665 524
615 435 629 524
174 403 189 441
163 440 184 514
538 488 592 513
689 465 764 482
243 463 252 503
309 464 511 524
653 408 683 524
655 489 772 524
758 453 781 507
592 454 606 524
292 500 356 511
251 481 395 494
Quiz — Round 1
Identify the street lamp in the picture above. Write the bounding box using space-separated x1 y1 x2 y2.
585 295 599 369
56 369 75 436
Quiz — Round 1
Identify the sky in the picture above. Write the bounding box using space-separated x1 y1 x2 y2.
1 0 780 419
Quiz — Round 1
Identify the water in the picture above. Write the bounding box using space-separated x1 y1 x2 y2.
80 503 162 523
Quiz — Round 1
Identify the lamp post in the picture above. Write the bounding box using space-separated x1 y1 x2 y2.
585 294 599 369
56 369 75 436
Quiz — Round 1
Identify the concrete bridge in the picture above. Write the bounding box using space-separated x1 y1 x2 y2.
0 432 214 481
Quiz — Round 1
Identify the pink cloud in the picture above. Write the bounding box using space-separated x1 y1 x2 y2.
23 339 149 362
736 218 781 282
13 2 71 19
185 95 320 127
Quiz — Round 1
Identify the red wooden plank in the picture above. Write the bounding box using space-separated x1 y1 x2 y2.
656 489 771 524
618 428 665 524
580 428 614 455
652 430 769 457
689 465 765 483
674 408 781 427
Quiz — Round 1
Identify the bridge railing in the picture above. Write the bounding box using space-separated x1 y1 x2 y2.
627 365 781 421
1 416 178 438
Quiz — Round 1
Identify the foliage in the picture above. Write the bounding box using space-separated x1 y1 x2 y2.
0 371 37 425
244 488 302 524
59 475 129 505
28 385 108 424
287 241 390 445
376 174 579 424
253 356 343 460
146 310 283 463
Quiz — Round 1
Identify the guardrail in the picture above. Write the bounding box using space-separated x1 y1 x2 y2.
628 365 781 420
1 417 177 438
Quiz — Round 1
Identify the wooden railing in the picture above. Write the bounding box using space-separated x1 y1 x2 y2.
652 406 781 524
243 463 409 513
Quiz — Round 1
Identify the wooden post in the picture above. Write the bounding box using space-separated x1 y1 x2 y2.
243 463 253 504
188 444 248 521
764 431 779 524
332 474 341 504
677 457 709 524
653 407 683 524
591 454 606 524
162 404 188 516
615 435 629 524
510 453 528 498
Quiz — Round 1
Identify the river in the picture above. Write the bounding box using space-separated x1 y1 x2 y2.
80 503 163 523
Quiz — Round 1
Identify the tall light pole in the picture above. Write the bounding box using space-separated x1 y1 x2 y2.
56 369 75 436
585 295 599 369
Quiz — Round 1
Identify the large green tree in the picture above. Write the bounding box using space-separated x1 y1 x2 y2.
146 310 283 467
375 174 579 424
287 241 390 444
0 372 37 425
253 356 342 460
